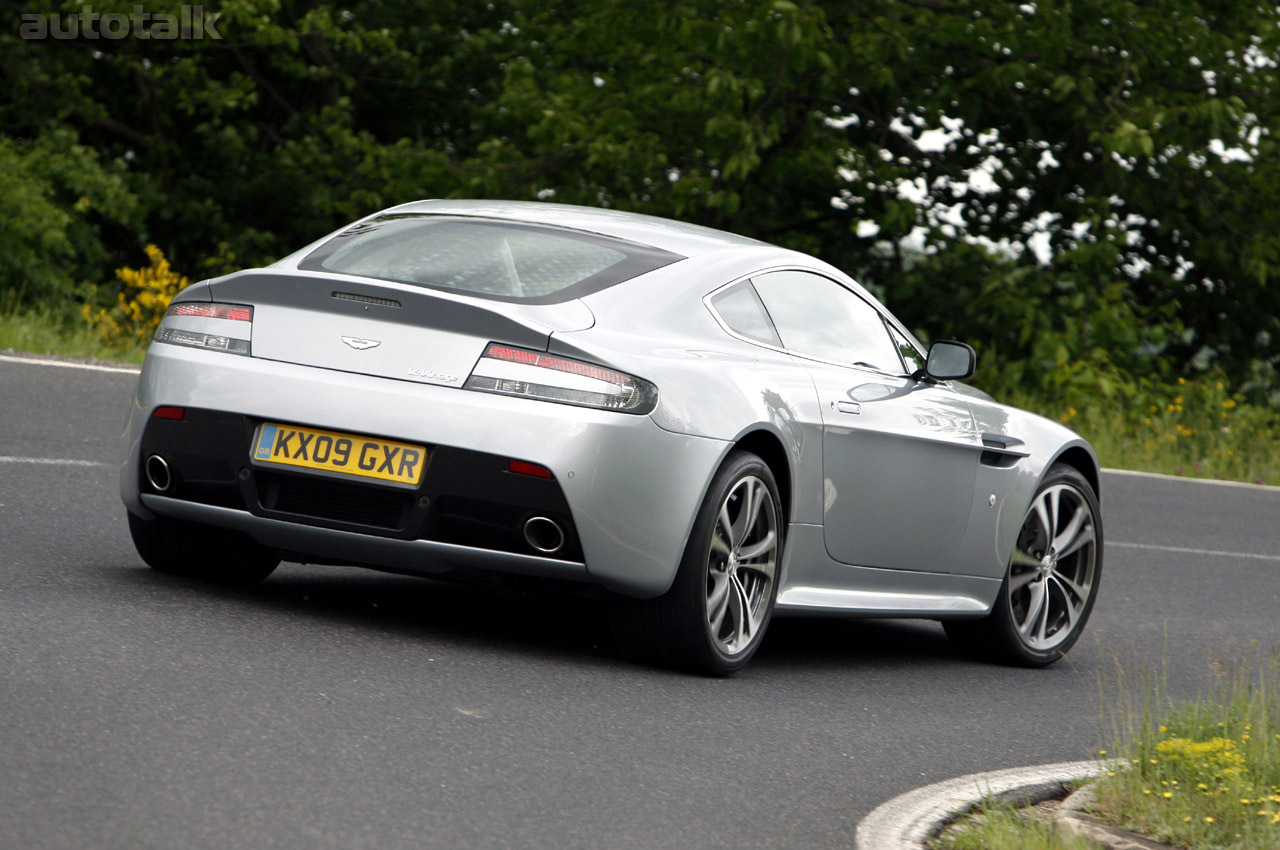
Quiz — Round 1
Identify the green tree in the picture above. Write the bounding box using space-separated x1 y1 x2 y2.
2 0 1278 399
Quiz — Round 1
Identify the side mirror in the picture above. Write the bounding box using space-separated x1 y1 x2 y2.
923 340 976 381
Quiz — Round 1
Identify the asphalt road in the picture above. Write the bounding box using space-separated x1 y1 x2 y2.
2 355 1278 850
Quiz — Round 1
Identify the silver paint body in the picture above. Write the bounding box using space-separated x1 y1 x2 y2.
120 200 1099 617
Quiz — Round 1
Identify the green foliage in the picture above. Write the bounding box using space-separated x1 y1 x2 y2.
0 303 146 364
0 131 140 304
82 245 189 351
1094 646 1280 849
3 0 1280 413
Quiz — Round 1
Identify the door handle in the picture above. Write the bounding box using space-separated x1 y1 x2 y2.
835 401 861 415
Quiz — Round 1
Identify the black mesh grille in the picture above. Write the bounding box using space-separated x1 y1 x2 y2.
259 472 412 530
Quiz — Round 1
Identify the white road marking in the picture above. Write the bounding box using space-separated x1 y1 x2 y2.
1110 540 1280 562
855 760 1107 850
0 456 110 468
1102 466 1280 492
0 352 140 375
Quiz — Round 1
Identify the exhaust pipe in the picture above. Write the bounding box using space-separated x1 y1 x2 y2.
523 516 565 555
145 454 173 493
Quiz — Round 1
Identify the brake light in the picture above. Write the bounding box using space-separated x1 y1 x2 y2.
464 343 658 414
168 303 252 322
154 301 253 355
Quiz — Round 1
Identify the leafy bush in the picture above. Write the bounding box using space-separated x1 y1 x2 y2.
82 245 188 352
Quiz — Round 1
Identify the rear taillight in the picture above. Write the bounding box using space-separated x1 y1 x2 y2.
464 343 658 414
167 303 253 322
154 301 253 355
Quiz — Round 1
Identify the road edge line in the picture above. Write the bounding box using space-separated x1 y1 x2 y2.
0 352 140 375
1101 466 1280 491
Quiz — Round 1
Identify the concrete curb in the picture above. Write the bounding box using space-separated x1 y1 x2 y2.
854 760 1105 849
855 760 1187 850
1057 781 1183 850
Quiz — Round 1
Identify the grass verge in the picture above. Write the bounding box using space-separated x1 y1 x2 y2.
999 375 1280 487
0 303 145 364
931 798 1104 849
933 646 1280 850
1092 646 1280 849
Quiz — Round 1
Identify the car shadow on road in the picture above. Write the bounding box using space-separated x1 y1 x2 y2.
107 560 987 675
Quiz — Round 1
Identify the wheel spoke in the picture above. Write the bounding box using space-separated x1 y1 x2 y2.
1035 581 1052 642
1053 569 1090 604
1052 505 1087 556
1017 581 1047 639
738 530 775 561
1034 493 1054 541
1049 576 1082 628
718 501 735 548
1057 523 1095 560
710 529 732 558
727 572 751 648
707 574 730 636
729 479 760 548
1009 568 1038 592
744 558 776 583
743 480 765 542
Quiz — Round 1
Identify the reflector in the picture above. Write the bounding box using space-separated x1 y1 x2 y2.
152 406 186 420
509 460 554 479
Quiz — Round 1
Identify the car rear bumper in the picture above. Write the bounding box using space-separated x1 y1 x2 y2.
121 344 730 596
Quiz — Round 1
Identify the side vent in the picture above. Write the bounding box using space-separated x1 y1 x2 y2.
980 434 1030 468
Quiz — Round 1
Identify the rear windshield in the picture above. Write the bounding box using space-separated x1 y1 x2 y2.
299 215 683 303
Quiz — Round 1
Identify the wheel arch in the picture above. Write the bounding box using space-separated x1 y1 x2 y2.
731 428 793 524
1048 444 1102 502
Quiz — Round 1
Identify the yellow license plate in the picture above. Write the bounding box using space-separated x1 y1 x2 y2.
252 422 427 485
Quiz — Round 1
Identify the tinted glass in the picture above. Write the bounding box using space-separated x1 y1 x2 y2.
710 282 781 346
300 215 681 303
752 271 903 372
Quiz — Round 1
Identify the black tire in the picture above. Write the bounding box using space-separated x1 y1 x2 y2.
128 512 279 585
613 451 783 676
945 464 1103 667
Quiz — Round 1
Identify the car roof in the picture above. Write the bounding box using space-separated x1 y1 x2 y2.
384 199 771 257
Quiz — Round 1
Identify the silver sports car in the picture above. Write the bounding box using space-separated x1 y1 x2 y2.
120 200 1103 675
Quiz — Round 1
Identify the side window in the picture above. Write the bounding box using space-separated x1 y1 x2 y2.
752 271 903 373
709 281 782 346
888 323 925 375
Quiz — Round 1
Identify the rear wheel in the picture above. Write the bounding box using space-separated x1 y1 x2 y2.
128 512 279 585
945 464 1102 666
614 451 782 676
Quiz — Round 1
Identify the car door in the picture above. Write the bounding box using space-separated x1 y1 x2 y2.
751 270 983 572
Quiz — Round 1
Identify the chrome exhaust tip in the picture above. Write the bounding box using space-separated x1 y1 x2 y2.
523 516 565 555
145 454 173 493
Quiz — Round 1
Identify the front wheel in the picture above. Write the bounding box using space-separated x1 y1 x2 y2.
612 451 783 676
945 464 1103 667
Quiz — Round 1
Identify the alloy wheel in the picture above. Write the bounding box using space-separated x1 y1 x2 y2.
1006 482 1099 652
705 474 778 657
